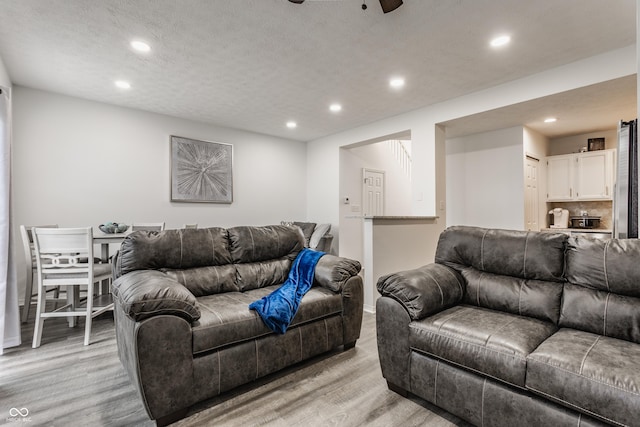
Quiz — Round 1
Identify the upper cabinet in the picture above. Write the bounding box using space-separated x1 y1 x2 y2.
547 154 575 201
546 149 616 202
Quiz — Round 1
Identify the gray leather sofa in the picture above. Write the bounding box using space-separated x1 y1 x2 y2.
376 226 640 427
111 225 363 426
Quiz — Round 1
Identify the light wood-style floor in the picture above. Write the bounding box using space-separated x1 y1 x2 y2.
3 305 468 427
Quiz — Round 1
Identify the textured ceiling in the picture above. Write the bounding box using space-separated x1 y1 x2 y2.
0 0 636 141
443 75 638 139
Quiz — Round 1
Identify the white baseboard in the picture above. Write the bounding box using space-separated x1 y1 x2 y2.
363 305 375 314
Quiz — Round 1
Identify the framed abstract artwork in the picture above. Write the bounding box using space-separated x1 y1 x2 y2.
170 135 233 203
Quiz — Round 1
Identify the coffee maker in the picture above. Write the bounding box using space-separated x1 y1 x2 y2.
549 208 569 228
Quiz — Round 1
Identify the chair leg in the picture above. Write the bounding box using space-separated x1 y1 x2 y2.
32 285 46 348
21 269 33 323
84 283 93 346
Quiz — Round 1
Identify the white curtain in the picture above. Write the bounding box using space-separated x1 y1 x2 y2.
0 86 20 353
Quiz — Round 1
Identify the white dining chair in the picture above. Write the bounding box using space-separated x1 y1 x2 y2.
131 222 165 232
31 227 113 347
20 224 59 323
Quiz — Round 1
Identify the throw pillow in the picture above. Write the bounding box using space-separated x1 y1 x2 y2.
293 221 316 247
309 223 331 249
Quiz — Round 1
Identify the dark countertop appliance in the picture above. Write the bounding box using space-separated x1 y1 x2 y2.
570 216 601 229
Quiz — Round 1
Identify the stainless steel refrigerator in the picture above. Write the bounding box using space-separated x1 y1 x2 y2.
614 119 639 238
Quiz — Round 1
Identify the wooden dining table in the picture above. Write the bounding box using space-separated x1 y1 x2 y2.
93 228 131 294
93 229 131 262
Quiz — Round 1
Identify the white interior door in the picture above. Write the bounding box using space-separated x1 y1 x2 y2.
363 169 385 216
525 156 540 231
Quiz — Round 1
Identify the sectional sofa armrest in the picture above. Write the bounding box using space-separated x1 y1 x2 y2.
112 270 201 323
314 254 361 292
377 263 464 320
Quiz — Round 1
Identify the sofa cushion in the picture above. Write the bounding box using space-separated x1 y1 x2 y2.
560 283 640 344
191 285 342 354
566 236 640 298
228 225 304 263
164 264 239 296
116 227 231 276
293 221 316 247
235 258 292 292
435 226 567 283
526 328 640 426
409 305 557 387
461 267 563 324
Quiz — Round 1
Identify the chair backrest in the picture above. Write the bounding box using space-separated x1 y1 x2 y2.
20 224 58 274
182 224 198 229
131 222 165 232
32 227 95 286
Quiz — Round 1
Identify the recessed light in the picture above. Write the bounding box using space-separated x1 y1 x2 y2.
389 77 405 89
286 121 297 129
329 103 342 113
490 35 511 48
114 80 131 89
544 117 557 123
130 40 151 53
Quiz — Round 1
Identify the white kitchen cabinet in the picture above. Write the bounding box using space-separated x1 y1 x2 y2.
546 154 574 201
575 150 614 200
546 149 615 202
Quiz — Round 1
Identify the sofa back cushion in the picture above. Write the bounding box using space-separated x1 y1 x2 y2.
236 258 292 292
435 226 567 282
115 225 305 296
227 225 304 263
561 237 640 343
116 227 232 276
461 268 563 324
436 226 567 323
164 265 238 296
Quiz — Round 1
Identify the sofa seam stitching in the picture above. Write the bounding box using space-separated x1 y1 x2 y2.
603 239 611 292
434 359 439 405
523 232 529 278
526 384 626 424
433 308 470 334
579 336 600 375
420 329 528 361
483 317 518 347
480 230 487 271
481 377 487 427
528 357 639 396
603 293 610 336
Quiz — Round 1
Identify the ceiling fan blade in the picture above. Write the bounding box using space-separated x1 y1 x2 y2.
379 0 403 13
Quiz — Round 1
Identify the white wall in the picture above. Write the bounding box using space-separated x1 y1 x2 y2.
307 46 636 256
446 126 525 229
12 86 307 302
337 141 413 264
0 55 10 88
348 142 412 216
549 129 618 155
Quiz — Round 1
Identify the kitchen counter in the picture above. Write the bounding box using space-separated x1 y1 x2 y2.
540 227 612 239
541 227 612 233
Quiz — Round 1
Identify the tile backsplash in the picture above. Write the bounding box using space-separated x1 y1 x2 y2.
547 201 613 229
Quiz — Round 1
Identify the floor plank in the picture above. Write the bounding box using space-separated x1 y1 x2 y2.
3 304 468 427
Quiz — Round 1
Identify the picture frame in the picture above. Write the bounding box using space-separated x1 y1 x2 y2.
170 135 233 203
587 137 605 151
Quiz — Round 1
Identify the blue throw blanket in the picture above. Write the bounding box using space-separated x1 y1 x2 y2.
249 248 325 334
